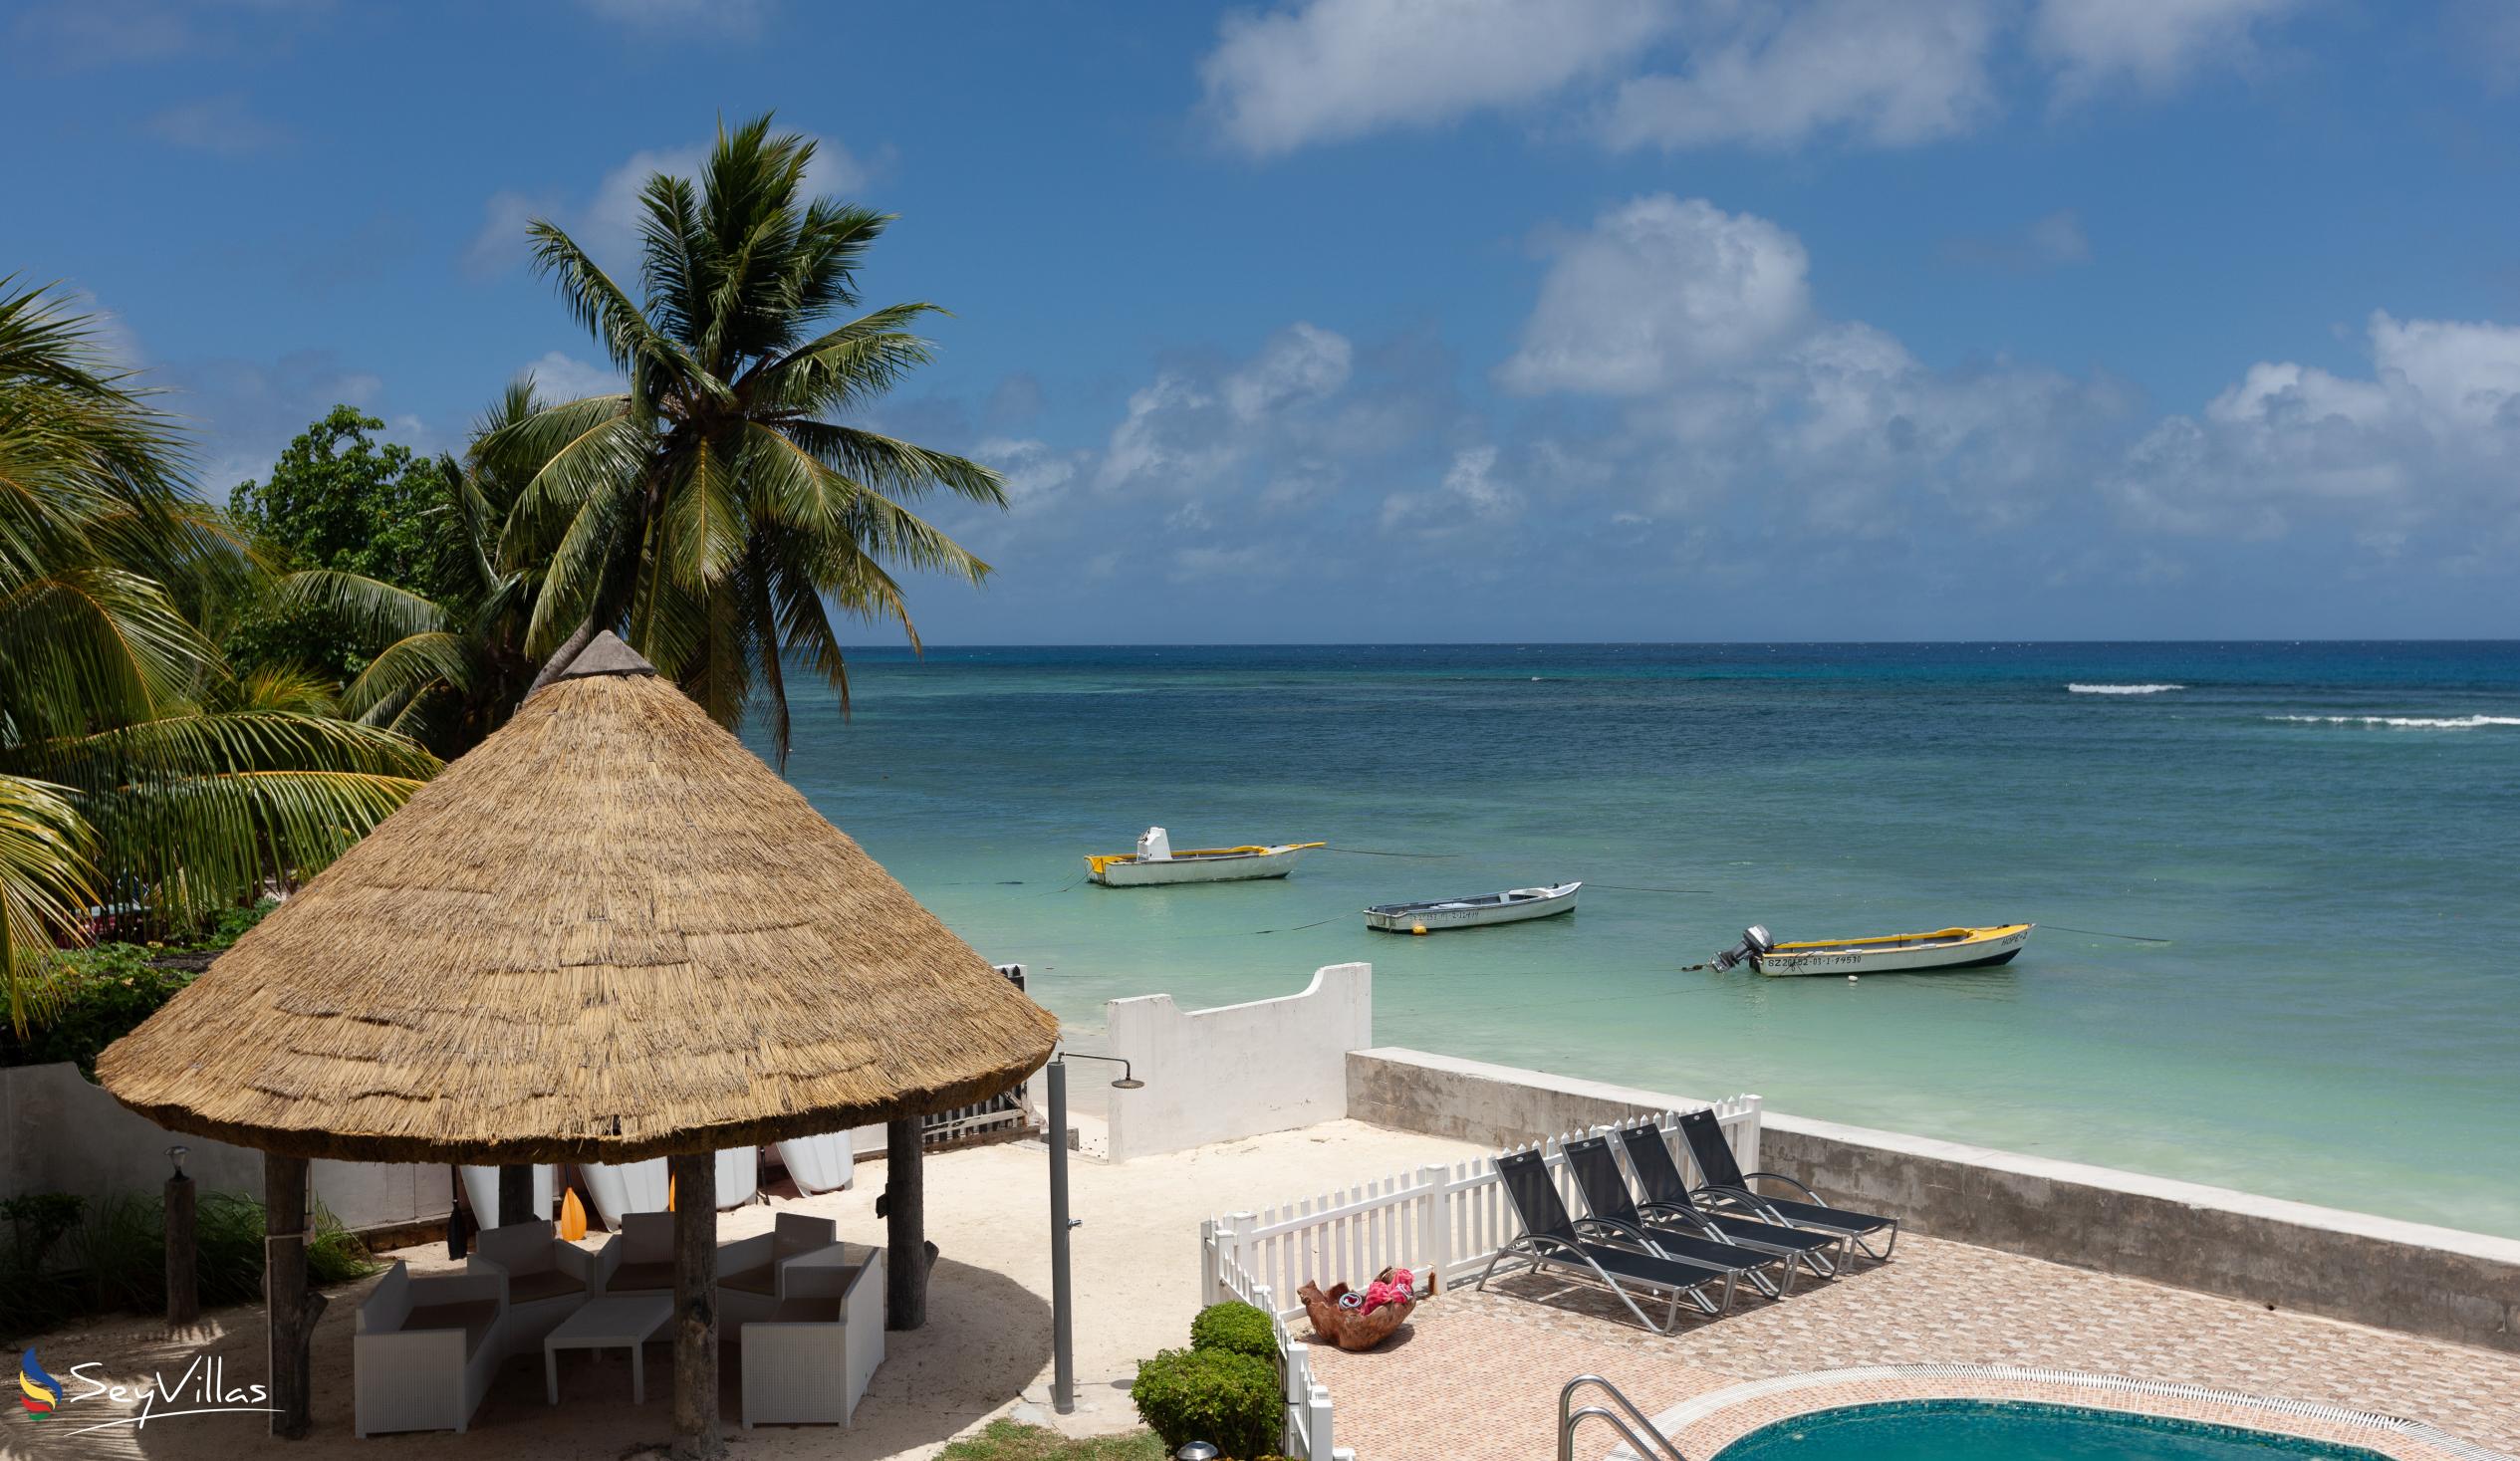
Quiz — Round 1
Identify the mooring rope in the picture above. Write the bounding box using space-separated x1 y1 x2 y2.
1322 846 1460 859
2039 923 2172 943
1249 914 1350 935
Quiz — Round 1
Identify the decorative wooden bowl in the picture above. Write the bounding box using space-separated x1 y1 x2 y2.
1297 1267 1429 1350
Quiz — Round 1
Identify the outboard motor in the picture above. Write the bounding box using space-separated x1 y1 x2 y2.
1710 924 1774 973
1136 826 1174 862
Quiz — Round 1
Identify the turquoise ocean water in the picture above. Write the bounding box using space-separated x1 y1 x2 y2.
760 643 2520 1238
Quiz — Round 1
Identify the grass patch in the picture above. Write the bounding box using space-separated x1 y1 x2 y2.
939 1420 1171 1461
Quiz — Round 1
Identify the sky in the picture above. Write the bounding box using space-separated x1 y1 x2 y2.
7 0 2520 643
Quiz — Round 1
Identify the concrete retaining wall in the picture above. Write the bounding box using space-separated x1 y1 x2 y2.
2 1062 448 1233
1105 963 1373 1162
1348 1047 2520 1354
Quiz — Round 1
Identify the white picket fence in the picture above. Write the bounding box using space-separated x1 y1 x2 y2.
1209 1248 1345 1461
1195 1096 1761 1461
1204 1096 1761 1315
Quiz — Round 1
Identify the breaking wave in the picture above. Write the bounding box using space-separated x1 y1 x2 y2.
2266 714 2520 730
2067 683 2185 695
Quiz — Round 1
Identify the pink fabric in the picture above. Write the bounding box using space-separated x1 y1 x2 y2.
1358 1268 1416 1315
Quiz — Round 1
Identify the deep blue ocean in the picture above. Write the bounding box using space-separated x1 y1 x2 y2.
758 643 2520 1237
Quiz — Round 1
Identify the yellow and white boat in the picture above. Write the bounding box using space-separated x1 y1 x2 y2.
1087 827 1327 887
1711 922 2034 976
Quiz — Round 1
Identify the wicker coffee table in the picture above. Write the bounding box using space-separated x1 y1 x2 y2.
545 1295 674 1404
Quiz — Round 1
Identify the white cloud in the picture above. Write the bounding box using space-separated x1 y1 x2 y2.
1501 193 2131 534
2031 0 2301 98
1497 196 1812 395
2111 312 2520 541
54 288 145 371
143 94 292 155
1380 443 1523 534
1195 0 2316 156
1097 324 1363 495
518 352 624 402
1222 322 1354 421
1095 374 1238 495
1197 0 1671 155
975 436 1088 515
1603 0 2000 150
464 191 546 278
467 132 875 277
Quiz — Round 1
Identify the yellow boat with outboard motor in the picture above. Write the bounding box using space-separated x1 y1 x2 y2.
1710 923 2034 976
1087 827 1327 886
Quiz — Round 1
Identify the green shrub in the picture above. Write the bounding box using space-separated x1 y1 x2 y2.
1 1188 377 1341
1 944 196 1077
198 899 276 950
1131 1347 1278 1460
1189 1301 1277 1360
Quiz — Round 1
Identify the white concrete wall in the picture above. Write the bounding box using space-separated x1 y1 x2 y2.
1103 963 1373 1163
1 1062 448 1233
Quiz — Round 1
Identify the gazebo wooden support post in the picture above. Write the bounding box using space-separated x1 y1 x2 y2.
884 1116 928 1330
263 1153 326 1438
165 1162 198 1328
667 1150 721 1461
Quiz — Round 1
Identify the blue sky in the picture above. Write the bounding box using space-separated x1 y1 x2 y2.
9 0 2519 642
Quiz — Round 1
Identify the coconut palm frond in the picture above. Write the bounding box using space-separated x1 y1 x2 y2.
278 569 452 649
231 664 342 717
779 419 1007 509
340 631 474 724
0 565 217 737
0 773 95 1034
85 766 427 930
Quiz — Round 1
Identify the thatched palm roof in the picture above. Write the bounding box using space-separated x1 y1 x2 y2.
97 634 1058 1163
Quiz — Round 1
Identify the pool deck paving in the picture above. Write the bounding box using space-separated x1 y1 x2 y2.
1308 1233 2519 1460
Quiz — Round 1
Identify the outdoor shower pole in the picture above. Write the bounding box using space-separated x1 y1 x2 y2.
1048 1058 1075 1413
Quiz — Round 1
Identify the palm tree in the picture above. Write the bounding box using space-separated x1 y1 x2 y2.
495 113 1006 766
278 381 552 759
0 279 437 1029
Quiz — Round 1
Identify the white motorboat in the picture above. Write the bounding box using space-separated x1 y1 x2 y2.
1710 922 2035 976
1364 881 1581 932
1087 826 1325 886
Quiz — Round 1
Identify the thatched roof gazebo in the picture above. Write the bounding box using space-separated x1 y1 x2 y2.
96 632 1059 1455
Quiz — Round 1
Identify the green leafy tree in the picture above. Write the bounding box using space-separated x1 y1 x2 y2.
276 383 550 758
495 112 1007 767
0 280 436 1029
224 406 463 683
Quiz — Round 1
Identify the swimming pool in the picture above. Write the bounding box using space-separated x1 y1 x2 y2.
1710 1400 2398 1461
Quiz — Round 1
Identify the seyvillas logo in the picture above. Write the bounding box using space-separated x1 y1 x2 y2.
11 1348 275 1435
17 1350 64 1415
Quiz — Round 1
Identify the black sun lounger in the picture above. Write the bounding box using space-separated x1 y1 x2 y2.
1612 1123 1846 1279
1672 1107 1898 1263
1559 1136 1798 1299
1475 1148 1740 1332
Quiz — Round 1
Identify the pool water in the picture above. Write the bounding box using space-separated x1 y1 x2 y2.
1710 1400 2396 1460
